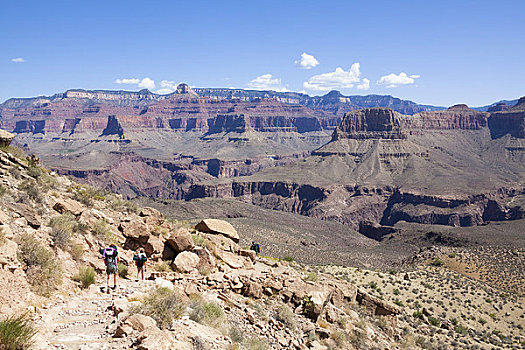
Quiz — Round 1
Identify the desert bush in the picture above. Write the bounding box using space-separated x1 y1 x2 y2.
8 167 21 179
413 309 423 319
369 281 378 290
27 166 42 179
330 330 347 347
275 304 296 329
49 213 78 249
106 194 138 214
70 243 84 261
0 184 6 197
282 256 294 262
72 185 106 207
73 266 96 289
91 219 109 238
16 233 62 296
18 180 42 203
131 287 185 329
431 258 444 267
305 271 318 282
154 261 171 272
189 299 224 328
0 314 37 350
192 234 206 246
394 299 404 307
117 263 128 279
428 317 440 327
229 326 244 343
244 337 268 350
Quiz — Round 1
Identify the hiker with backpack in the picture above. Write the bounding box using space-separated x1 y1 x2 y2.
250 241 261 255
101 244 119 292
133 248 148 281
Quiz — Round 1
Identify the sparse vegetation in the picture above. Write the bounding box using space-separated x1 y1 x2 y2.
282 256 294 262
431 258 444 267
70 243 85 261
275 304 296 329
305 271 318 282
73 266 96 289
16 233 62 296
18 180 42 203
0 314 37 350
117 263 128 279
189 298 224 328
330 330 347 347
131 287 185 329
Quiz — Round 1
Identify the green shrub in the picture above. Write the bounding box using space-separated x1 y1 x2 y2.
413 310 423 319
16 233 62 296
431 258 443 267
70 243 84 261
72 185 106 207
18 180 42 203
91 219 109 238
229 326 244 343
73 267 96 289
393 288 400 295
454 324 468 335
154 261 171 272
478 318 487 325
49 213 78 249
369 281 378 290
448 252 456 258
27 166 42 179
131 287 185 329
305 271 318 282
244 337 268 350
275 304 296 329
118 263 128 279
0 184 6 197
189 299 224 328
393 299 404 307
106 194 138 214
428 317 440 327
0 314 37 350
282 256 294 262
330 330 347 347
192 234 206 246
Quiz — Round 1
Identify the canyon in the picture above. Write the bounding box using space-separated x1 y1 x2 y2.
1 85 524 235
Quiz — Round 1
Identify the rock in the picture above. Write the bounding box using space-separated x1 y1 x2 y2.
113 324 133 338
52 198 84 216
241 279 263 299
124 314 158 332
239 249 256 262
0 129 15 147
165 228 194 253
356 289 400 316
195 219 239 243
137 330 186 350
193 247 216 273
217 251 244 269
205 233 240 253
155 278 173 289
174 251 200 273
12 203 42 229
140 207 162 218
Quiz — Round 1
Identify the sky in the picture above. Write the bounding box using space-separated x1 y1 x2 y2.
1 0 524 107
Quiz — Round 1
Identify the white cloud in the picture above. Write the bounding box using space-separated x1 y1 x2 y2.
156 88 175 95
295 52 319 69
160 80 176 89
114 78 140 84
138 77 155 89
11 57 25 63
377 72 419 88
357 78 370 90
114 77 156 90
303 63 366 91
247 74 288 92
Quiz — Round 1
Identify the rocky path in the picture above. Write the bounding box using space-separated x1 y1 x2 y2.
34 278 154 350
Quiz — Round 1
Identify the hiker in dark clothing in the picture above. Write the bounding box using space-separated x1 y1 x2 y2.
133 248 147 281
101 244 119 292
250 241 261 255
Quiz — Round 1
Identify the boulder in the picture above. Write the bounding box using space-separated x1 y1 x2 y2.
140 207 162 218
193 247 216 273
140 207 164 226
356 289 400 316
165 228 194 253
205 233 239 253
0 129 15 147
13 203 41 229
125 314 158 332
217 251 244 269
195 219 239 243
174 251 199 273
239 249 256 262
52 198 84 216
241 279 263 299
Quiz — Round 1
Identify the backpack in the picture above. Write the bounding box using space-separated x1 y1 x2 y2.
254 244 261 254
103 247 118 267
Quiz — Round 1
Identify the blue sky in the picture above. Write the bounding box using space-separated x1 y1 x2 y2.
1 0 524 106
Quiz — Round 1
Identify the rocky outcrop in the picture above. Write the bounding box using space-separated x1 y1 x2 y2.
488 97 525 139
195 219 239 243
101 115 124 138
0 129 15 147
332 108 407 140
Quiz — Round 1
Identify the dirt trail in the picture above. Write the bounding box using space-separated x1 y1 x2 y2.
34 278 154 350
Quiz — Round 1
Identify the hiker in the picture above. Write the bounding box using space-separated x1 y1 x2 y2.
101 244 119 292
250 241 261 255
133 249 148 281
